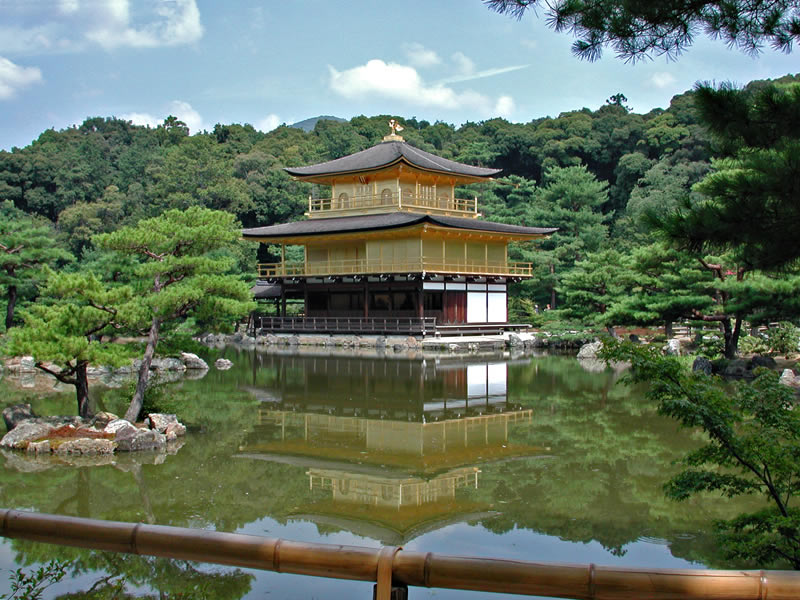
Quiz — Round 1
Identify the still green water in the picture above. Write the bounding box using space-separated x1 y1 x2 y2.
0 348 752 599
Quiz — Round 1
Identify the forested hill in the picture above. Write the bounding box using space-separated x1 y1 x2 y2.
1 73 797 316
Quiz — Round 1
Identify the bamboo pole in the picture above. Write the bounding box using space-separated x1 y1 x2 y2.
3 509 800 599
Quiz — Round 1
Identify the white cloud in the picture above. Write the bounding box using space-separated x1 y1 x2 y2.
256 114 281 132
451 51 475 76
121 100 208 133
328 59 515 117
0 0 203 54
59 0 80 15
403 43 441 68
0 57 43 100
86 0 204 49
169 100 206 133
650 72 677 89
121 111 161 128
495 95 515 117
439 64 529 85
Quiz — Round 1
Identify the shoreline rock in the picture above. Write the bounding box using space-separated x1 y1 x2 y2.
0 409 186 456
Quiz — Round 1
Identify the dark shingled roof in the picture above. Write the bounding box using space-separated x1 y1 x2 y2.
284 140 501 179
242 213 557 240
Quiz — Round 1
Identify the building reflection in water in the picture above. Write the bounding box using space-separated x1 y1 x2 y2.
238 353 540 542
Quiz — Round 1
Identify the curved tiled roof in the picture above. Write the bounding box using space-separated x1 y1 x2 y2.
284 141 501 179
242 213 557 240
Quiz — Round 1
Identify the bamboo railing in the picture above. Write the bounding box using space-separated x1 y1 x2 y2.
3 509 800 599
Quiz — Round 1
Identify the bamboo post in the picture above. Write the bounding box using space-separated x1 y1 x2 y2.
3 509 800 599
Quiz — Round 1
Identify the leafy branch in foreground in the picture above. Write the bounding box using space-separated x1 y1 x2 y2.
3 560 67 600
484 0 800 61
601 339 800 568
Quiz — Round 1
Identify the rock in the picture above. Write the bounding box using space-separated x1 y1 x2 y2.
152 357 186 371
0 422 54 449
692 357 713 376
91 412 119 429
392 343 407 352
723 359 751 378
530 336 548 348
86 366 111 377
751 355 777 369
780 369 800 389
146 413 180 434
663 339 682 356
447 344 459 352
6 356 36 373
3 403 37 431
287 335 300 346
54 438 115 455
577 341 603 359
180 352 208 370
104 419 137 436
115 427 166 452
26 440 50 454
165 421 187 439
215 358 233 370
508 333 523 347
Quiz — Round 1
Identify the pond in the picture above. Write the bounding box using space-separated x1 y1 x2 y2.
0 347 756 599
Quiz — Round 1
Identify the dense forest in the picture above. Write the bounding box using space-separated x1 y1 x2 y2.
1 73 799 354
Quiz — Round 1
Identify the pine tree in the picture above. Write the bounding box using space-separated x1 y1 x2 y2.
95 206 256 422
6 271 133 417
0 201 72 330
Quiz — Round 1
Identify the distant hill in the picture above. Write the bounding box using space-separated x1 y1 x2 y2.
289 115 347 132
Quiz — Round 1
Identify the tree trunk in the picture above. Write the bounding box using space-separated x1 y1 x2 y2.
721 317 743 359
606 325 620 339
6 284 17 330
75 361 93 419
665 320 673 338
125 316 161 423
549 263 556 309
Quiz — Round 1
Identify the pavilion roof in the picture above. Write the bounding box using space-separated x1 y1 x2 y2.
242 212 557 242
284 140 501 181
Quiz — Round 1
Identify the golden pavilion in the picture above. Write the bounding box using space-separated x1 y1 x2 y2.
242 122 555 334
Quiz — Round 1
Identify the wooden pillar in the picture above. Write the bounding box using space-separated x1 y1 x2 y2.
417 280 424 319
363 281 369 318
280 284 287 317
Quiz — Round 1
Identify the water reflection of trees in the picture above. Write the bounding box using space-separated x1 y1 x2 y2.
477 355 755 566
0 351 762 584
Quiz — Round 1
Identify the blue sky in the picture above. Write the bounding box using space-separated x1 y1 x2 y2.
1 0 798 150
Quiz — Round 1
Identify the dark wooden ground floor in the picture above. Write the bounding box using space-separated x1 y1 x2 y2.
262 275 510 325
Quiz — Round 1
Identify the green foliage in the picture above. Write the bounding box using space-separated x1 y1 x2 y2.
485 0 800 61
601 340 800 568
764 322 800 355
738 334 769 356
661 82 800 271
0 201 73 328
3 560 67 600
4 269 136 416
95 206 256 421
558 248 628 325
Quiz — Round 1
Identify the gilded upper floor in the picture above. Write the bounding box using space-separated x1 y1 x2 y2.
285 136 499 219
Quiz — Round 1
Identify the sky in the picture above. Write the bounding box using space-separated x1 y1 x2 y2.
1 0 798 150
